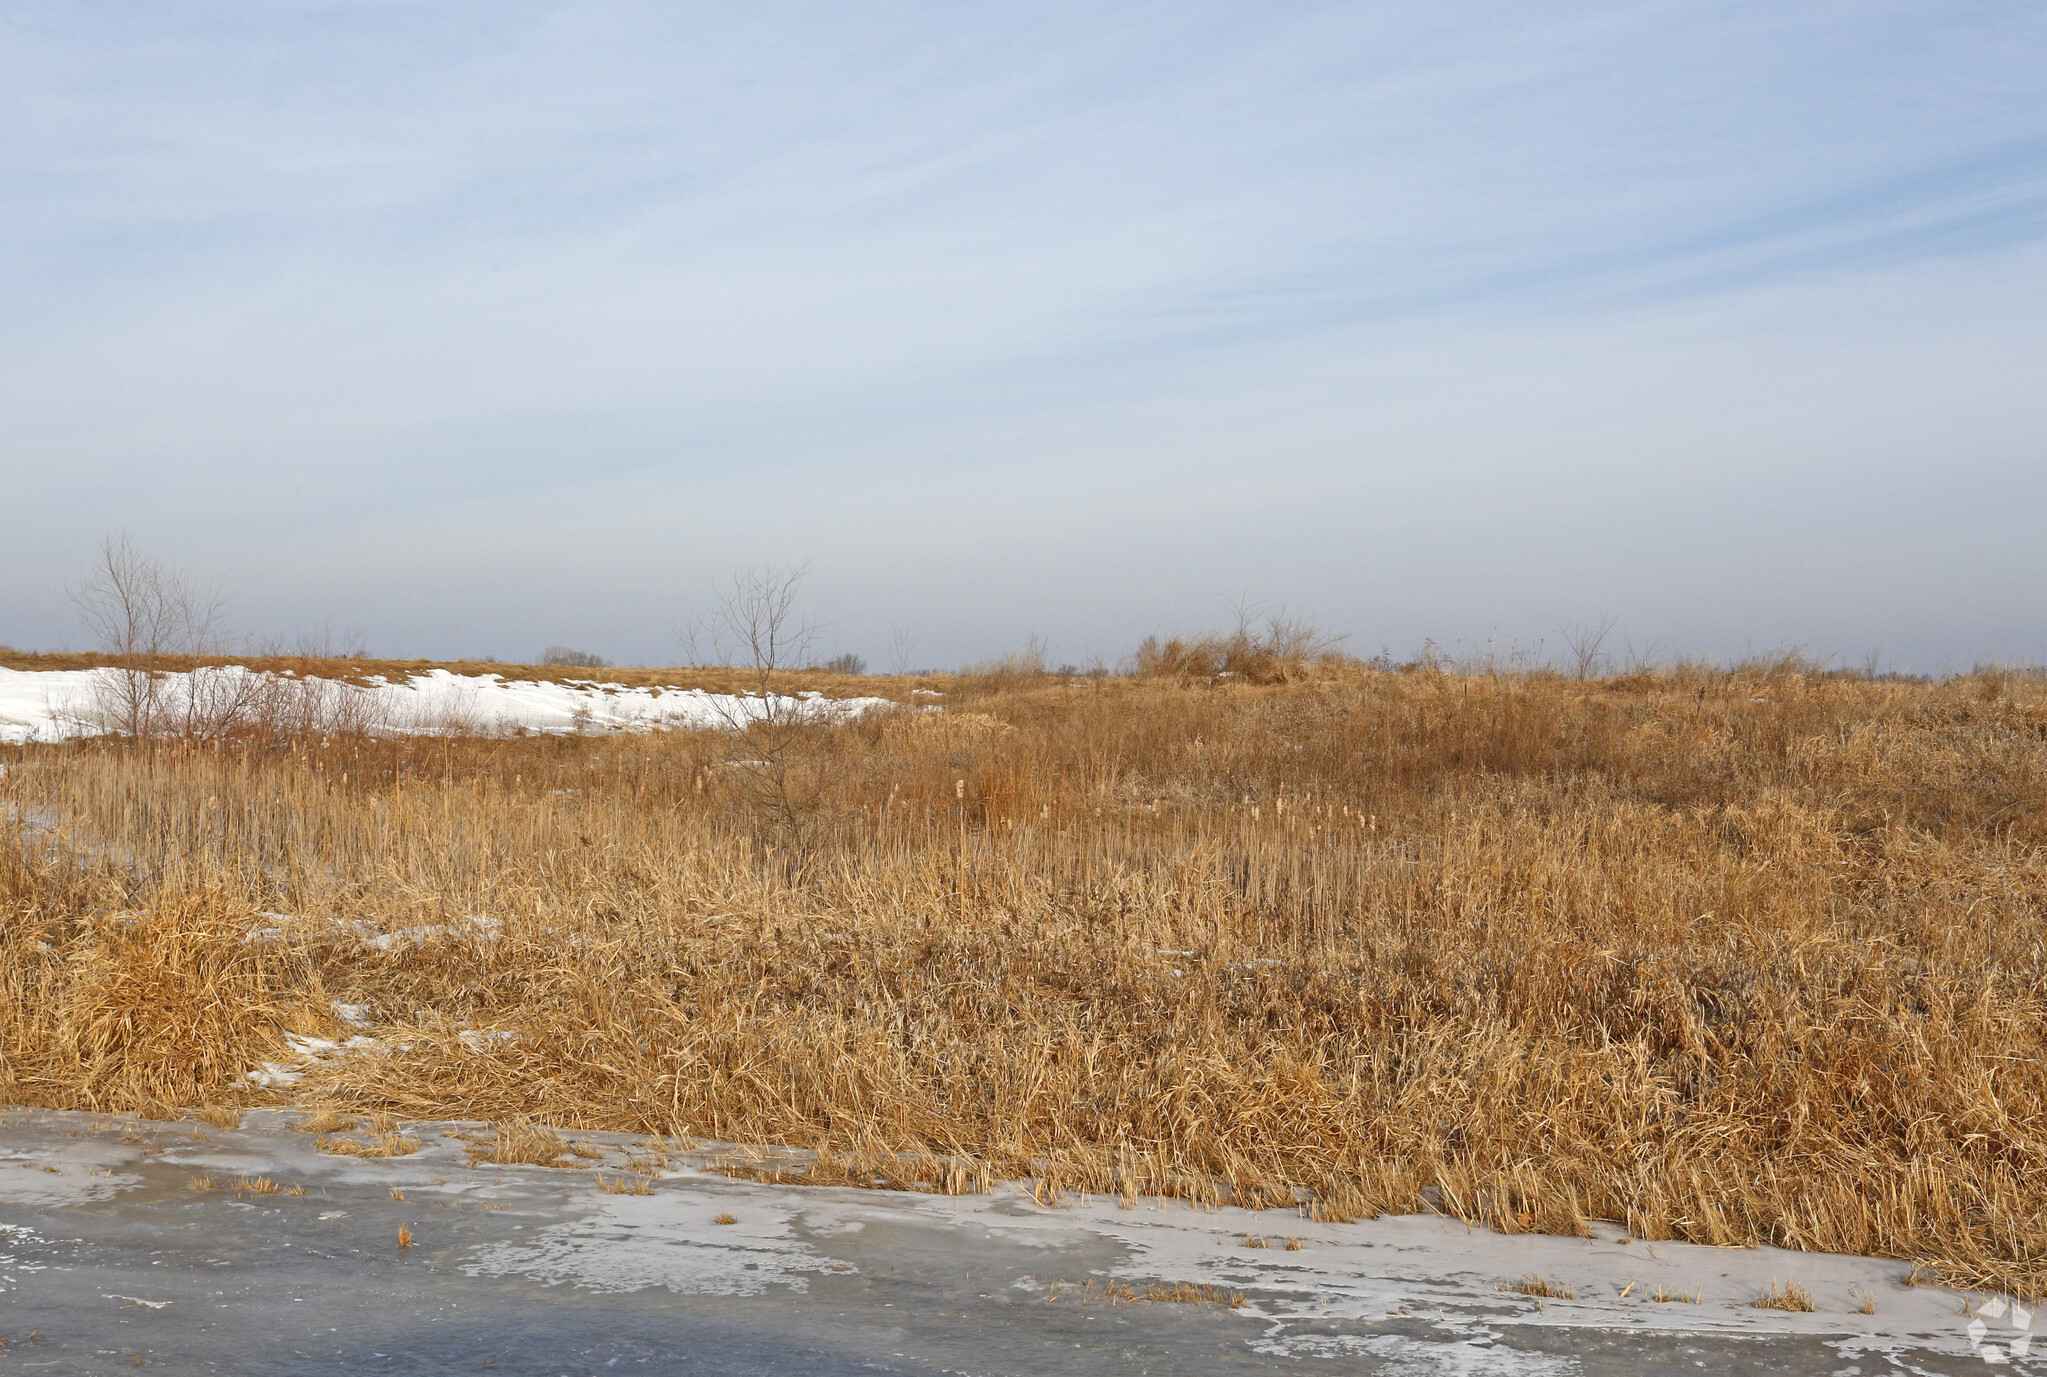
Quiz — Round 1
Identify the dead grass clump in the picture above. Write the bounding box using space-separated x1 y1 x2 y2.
317 1132 420 1159
1131 610 1343 684
1050 1278 1245 1308
712 1211 737 1225
1754 1280 1816 1312
711 1148 992 1196
292 1110 357 1135
1144 1282 1246 1308
190 1105 242 1130
0 881 315 1117
1513 1275 1578 1301
236 1175 279 1195
597 1174 653 1195
465 1122 598 1170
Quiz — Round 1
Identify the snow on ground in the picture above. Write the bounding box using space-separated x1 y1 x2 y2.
0 666 898 744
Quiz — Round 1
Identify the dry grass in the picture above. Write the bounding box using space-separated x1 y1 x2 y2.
1047 1278 1242 1307
1141 1281 1246 1308
1652 1284 1699 1303
190 1104 241 1130
710 1146 993 1195
317 1132 420 1158
1754 1279 1816 1311
712 1211 738 1225
396 1223 414 1249
597 1174 653 1195
4 664 2047 1293
462 1121 603 1169
1513 1274 1578 1300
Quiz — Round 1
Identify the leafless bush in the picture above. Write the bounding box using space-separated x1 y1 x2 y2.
890 625 918 678
249 623 371 661
541 646 610 669
820 652 867 675
243 673 379 739
679 565 835 850
1561 616 1617 680
961 635 1052 685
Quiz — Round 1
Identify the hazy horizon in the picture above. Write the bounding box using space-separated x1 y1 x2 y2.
4 3 2043 674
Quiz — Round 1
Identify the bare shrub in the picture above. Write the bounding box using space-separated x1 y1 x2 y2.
242 672 378 740
819 652 867 675
541 646 610 669
1561 615 1617 680
962 634 1051 685
890 625 917 678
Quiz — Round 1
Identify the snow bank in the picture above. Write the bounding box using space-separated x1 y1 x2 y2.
0 666 897 744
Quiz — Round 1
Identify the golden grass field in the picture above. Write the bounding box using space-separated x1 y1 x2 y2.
3 658 2044 1293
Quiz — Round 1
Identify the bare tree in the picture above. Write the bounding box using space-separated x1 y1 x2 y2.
890 624 917 678
72 534 230 662
693 564 820 691
68 536 238 740
680 565 834 853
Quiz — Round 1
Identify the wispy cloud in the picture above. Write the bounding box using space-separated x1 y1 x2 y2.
2 2 2042 668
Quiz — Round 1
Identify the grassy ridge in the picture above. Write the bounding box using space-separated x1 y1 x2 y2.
3 664 2045 1291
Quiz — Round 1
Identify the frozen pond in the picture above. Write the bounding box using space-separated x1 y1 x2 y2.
0 1107 2012 1374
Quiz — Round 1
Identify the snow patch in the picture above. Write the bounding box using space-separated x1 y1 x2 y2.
0 666 898 744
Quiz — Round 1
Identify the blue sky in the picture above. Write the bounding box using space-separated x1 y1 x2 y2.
3 2 2043 670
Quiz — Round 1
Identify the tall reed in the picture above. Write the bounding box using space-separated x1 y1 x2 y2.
3 665 2043 1291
